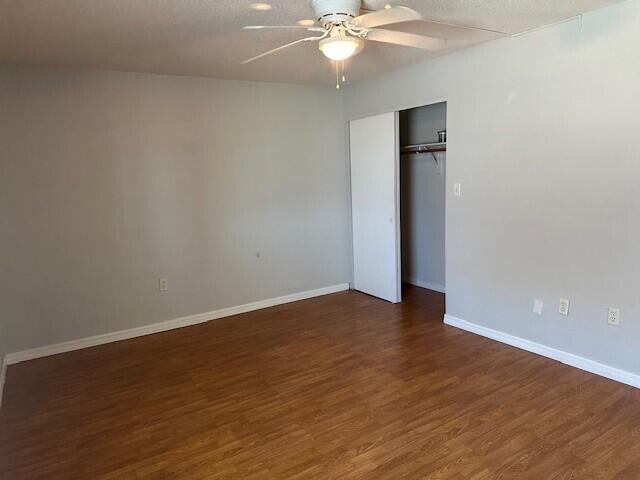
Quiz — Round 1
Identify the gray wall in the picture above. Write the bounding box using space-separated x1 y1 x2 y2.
0 65 351 353
347 0 640 375
400 103 446 292
399 101 447 146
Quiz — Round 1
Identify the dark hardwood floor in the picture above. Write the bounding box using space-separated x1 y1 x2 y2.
1 285 640 479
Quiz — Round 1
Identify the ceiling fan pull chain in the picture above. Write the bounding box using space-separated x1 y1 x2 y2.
335 61 340 89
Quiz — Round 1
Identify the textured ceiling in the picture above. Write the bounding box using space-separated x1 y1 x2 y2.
0 0 624 85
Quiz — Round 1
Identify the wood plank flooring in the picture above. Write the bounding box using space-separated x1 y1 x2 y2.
1 285 640 479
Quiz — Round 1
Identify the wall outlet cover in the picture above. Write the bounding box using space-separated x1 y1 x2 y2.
159 278 168 292
559 298 570 316
607 307 620 326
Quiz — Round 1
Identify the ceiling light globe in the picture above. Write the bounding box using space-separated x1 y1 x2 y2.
318 36 363 61
250 3 272 11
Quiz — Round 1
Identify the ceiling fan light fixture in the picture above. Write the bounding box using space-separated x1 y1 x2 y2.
318 35 363 61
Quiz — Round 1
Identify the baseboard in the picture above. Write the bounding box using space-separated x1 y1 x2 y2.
6 283 350 365
0 355 6 409
443 314 640 389
403 277 445 294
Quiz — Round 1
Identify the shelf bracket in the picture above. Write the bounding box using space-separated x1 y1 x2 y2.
399 143 446 174
430 151 442 175
429 151 439 168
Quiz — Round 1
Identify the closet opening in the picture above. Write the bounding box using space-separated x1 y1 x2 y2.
399 101 447 297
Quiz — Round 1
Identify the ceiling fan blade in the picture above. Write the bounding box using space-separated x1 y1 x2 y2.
241 36 324 65
353 6 422 29
366 29 445 51
243 25 324 32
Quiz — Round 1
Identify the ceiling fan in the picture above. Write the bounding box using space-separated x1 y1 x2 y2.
242 0 446 66
242 0 507 71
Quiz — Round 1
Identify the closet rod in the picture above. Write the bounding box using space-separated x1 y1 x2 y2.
402 147 446 155
400 142 447 155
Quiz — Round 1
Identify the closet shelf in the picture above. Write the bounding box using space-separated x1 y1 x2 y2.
401 142 446 170
400 142 446 155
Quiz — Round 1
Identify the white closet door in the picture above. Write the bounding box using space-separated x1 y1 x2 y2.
350 112 401 303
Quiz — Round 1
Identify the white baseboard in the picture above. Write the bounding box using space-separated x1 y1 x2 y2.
403 277 445 294
6 283 350 366
443 314 640 389
0 355 6 409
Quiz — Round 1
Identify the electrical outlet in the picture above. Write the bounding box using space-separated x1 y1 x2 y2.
453 183 462 197
533 298 544 316
159 278 168 292
559 298 570 316
607 307 620 326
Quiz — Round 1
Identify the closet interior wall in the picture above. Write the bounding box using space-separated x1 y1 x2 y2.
400 102 447 293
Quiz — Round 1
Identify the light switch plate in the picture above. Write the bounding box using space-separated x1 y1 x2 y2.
454 183 462 197
533 298 543 316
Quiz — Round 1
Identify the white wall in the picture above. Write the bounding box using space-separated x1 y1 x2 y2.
347 0 640 375
0 65 351 353
400 103 446 292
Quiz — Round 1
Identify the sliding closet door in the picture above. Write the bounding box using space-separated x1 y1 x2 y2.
349 112 401 303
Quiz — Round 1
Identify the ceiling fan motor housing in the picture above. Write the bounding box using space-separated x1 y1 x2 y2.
311 0 361 26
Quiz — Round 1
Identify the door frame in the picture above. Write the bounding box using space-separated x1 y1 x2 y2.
393 111 402 302
348 95 448 302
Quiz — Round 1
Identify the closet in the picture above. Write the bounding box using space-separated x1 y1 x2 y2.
399 102 446 294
